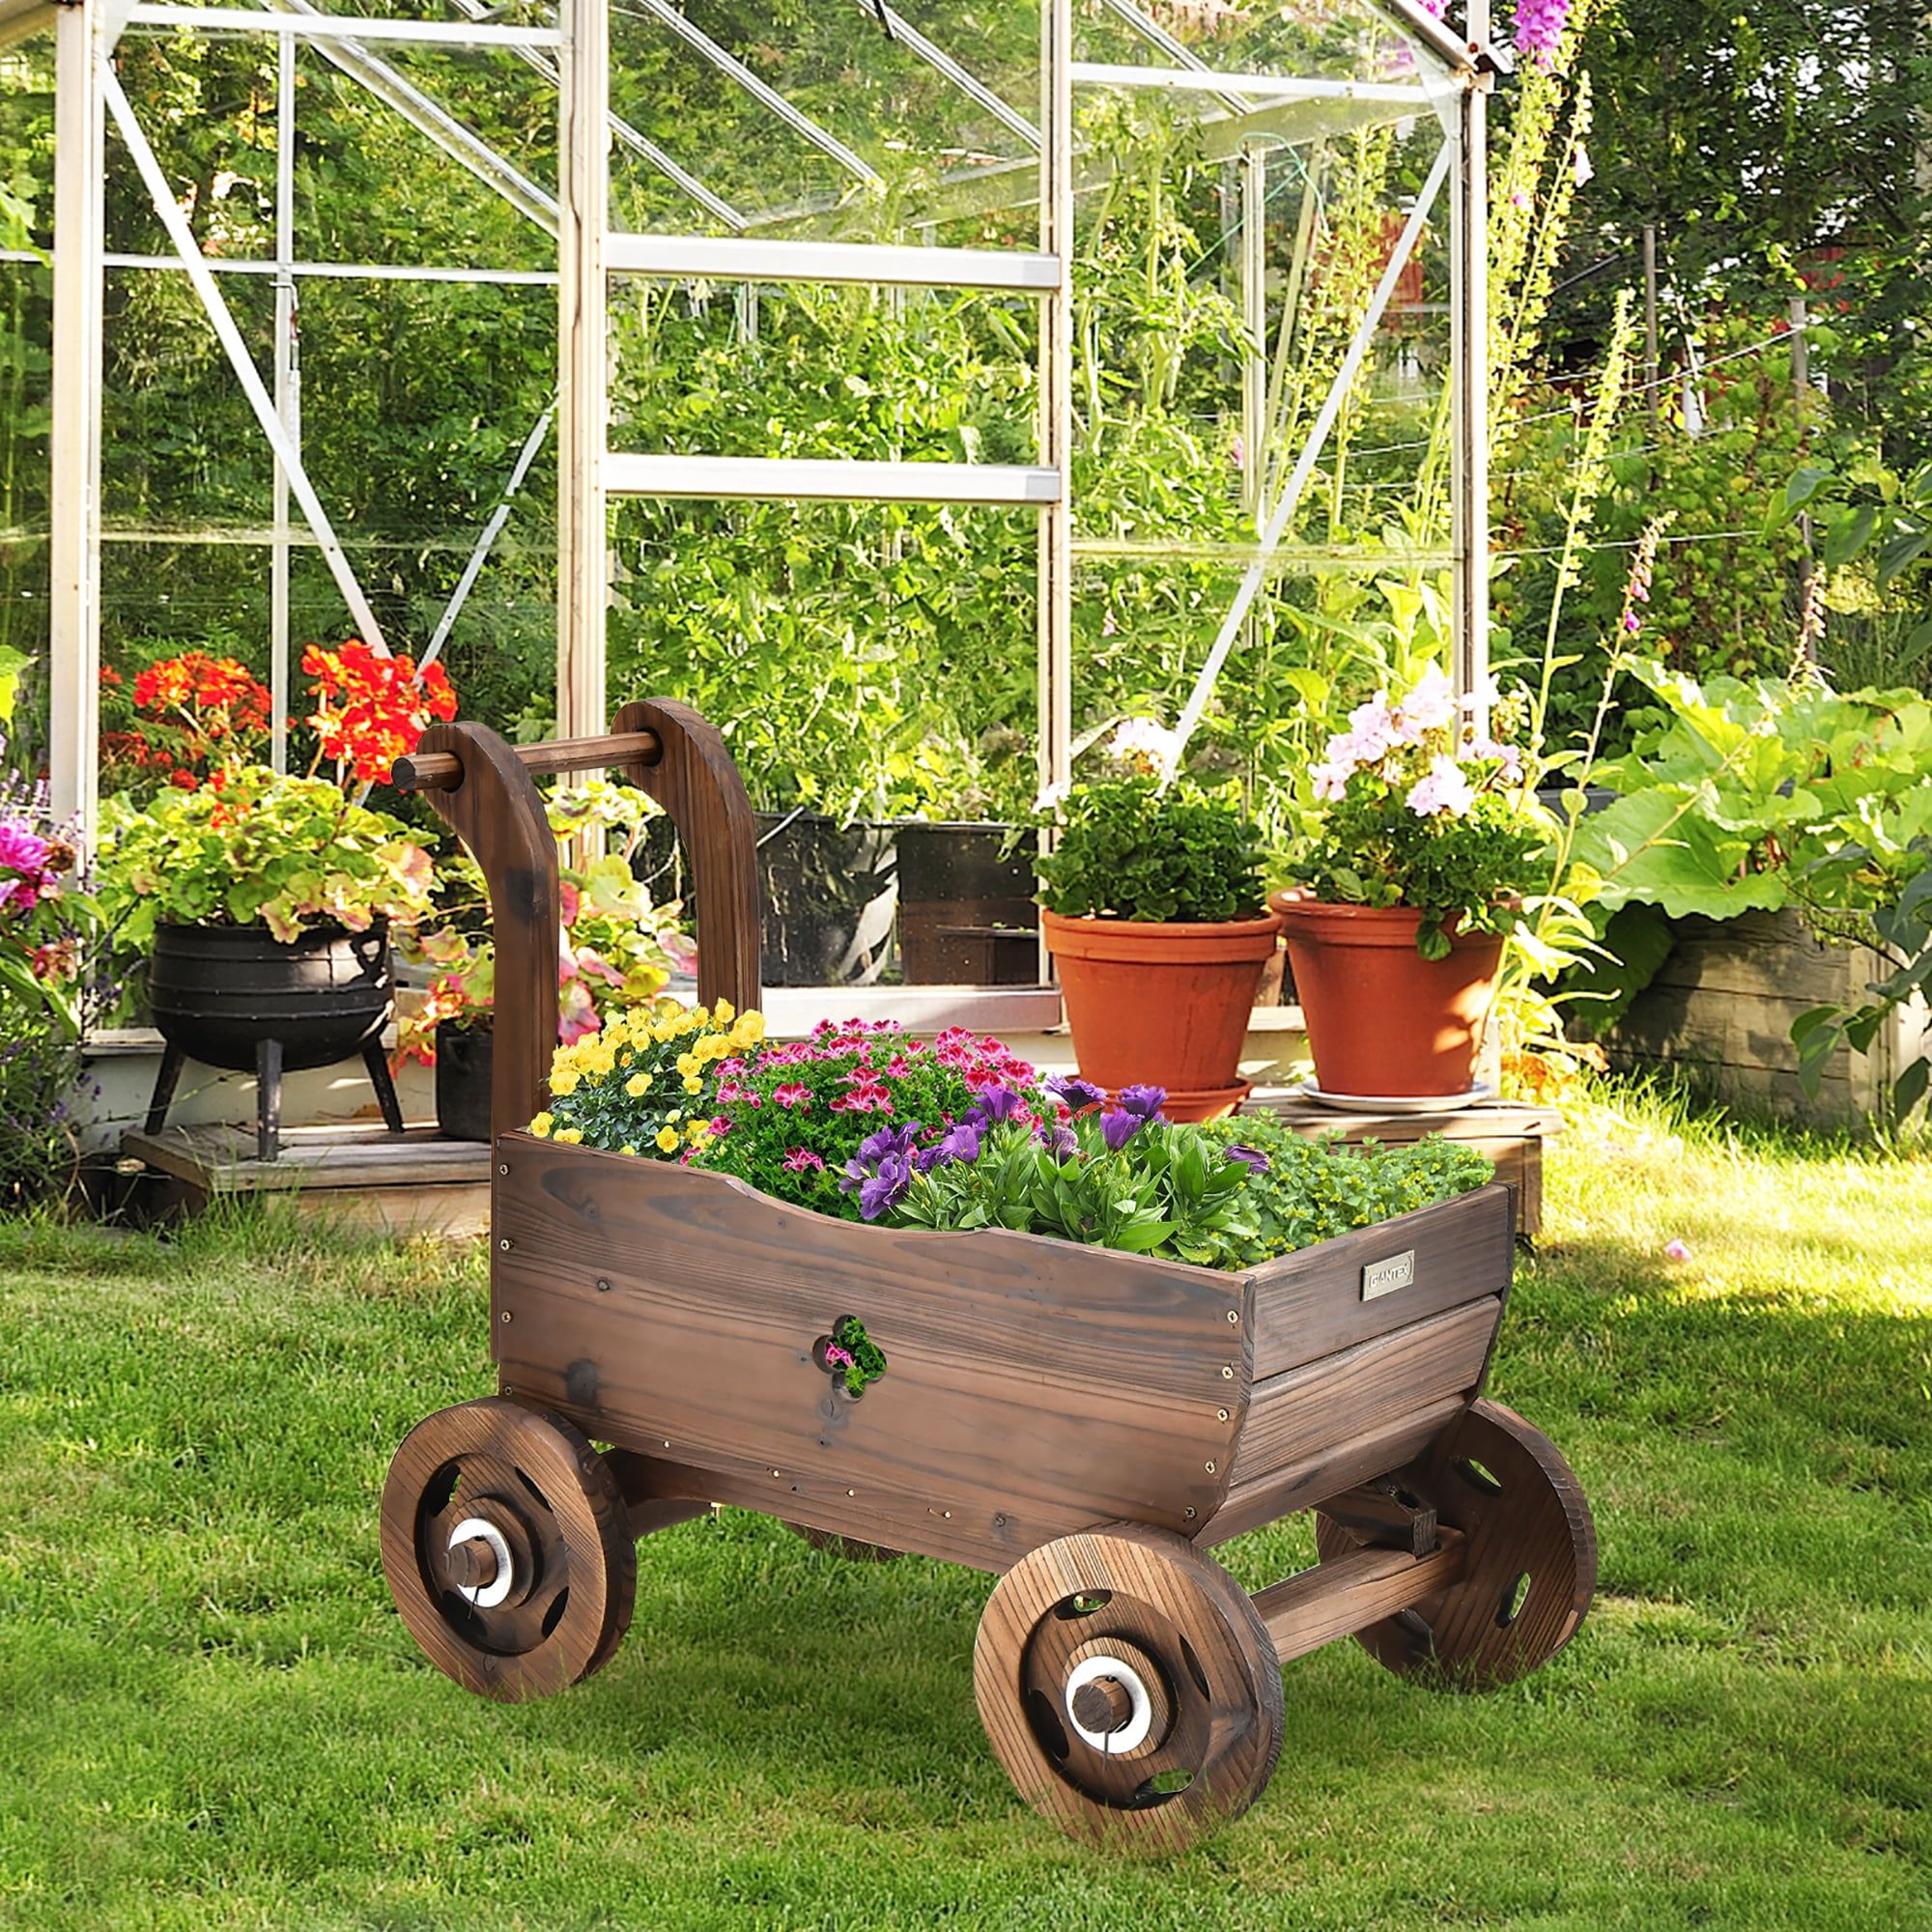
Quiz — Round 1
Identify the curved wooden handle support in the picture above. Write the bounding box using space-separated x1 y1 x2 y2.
410 703 762 1145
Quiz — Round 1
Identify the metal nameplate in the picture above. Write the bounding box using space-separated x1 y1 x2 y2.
1361 1250 1416 1301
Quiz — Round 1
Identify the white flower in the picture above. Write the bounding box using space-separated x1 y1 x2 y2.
1393 664 1456 736
1109 716 1183 777
1406 754 1477 818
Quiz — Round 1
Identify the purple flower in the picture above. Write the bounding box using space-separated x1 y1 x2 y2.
0 821 50 876
1223 1144 1271 1174
1037 1122 1079 1163
1099 1108 1144 1152
855 1121 921 1166
970 1085 1026 1125
1045 1073 1106 1113
858 1153 912 1221
1513 0 1569 68
932 1119 983 1165
1116 1084 1167 1121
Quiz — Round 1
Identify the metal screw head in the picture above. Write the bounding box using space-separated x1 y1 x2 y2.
498 1238 511 1251
499 1310 512 1323
1216 1407 1230 1423
1182 1506 1197 1520
595 1277 611 1293
1204 1460 1216 1475
497 1164 509 1177
1226 1309 1240 1325
1221 1365 1235 1379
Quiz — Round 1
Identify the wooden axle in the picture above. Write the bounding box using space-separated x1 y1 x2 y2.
393 728 664 793
1252 1526 1465 1665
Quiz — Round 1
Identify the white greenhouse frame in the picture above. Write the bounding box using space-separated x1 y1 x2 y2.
6 0 1508 842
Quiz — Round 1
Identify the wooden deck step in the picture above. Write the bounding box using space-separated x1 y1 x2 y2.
119 1122 492 1237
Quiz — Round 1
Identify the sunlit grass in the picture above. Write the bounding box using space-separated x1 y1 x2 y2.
0 1086 1927 1929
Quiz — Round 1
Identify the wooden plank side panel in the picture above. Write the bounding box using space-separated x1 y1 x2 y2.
1226 1296 1500 1493
1247 1183 1515 1379
491 1138 1247 1567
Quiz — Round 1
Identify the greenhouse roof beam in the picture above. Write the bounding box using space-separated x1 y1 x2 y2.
1094 0 1249 113
260 0 559 236
124 4 559 46
443 0 749 234
1071 65 1435 108
607 232 1060 292
605 456 1062 507
625 0 881 186
840 0 1038 151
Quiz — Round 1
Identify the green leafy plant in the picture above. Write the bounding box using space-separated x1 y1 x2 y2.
1198 1115 1495 1264
95 765 437 946
1035 776 1264 924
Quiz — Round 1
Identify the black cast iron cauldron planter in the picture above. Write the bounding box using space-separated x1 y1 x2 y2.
142 921 405 1161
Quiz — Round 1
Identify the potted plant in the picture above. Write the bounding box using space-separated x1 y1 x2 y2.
93 639 454 1157
399 779 696 1140
1272 665 1548 1099
1035 725 1277 1122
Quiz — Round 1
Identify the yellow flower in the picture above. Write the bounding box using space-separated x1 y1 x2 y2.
731 1011 766 1047
554 1127 583 1145
681 1075 702 1094
528 1111 554 1138
675 1052 699 1078
626 1072 651 1098
713 998 734 1024
655 1125 680 1153
686 1121 710 1146
549 1068 581 1097
666 1110 682 1124
620 1143 638 1156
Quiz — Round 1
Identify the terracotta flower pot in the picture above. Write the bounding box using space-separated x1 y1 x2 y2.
1269 892 1504 1097
1041 907 1282 1122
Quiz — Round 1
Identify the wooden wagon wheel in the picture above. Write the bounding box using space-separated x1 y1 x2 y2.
1315 1398 1596 1689
381 1398 637 1703
781 1520 902 1562
974 1523 1284 1854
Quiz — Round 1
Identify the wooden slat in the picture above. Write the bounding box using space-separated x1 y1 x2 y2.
1253 1527 1465 1664
492 1139 1244 1570
1227 1296 1499 1492
1203 1395 1467 1546
121 1123 489 1192
1247 1182 1515 1378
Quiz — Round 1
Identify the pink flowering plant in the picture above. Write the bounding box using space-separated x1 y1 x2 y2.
1290 664 1552 958
692 1020 1051 1218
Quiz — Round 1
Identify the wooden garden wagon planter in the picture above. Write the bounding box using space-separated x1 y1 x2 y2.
380 703 1598 1854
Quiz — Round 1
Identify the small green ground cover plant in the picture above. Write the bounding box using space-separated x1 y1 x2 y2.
1 1083 1926 1928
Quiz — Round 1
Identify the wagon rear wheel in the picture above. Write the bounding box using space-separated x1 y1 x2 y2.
1315 1398 1596 1689
975 1523 1283 1854
381 1398 637 1702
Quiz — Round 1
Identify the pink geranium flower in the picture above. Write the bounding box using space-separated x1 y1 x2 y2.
774 1083 812 1109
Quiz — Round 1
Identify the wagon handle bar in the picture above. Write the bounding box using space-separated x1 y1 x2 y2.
399 702 762 1143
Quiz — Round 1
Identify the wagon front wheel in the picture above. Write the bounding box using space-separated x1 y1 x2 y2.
974 1523 1283 1854
1315 1398 1596 1689
381 1398 637 1703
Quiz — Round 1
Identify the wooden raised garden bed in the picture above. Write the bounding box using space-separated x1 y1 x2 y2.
377 704 1597 1854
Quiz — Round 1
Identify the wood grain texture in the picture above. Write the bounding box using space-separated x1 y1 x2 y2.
1252 1528 1464 1664
394 731 662 792
1202 1395 1468 1547
493 1139 1246 1570
412 721 559 1142
1314 1399 1597 1688
1246 1183 1516 1378
974 1523 1283 1854
1226 1296 1501 1492
380 1398 636 1702
609 698 761 1018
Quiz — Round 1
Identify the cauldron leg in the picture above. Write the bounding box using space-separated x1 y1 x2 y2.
143 1042 185 1136
255 1037 283 1164
361 1041 405 1134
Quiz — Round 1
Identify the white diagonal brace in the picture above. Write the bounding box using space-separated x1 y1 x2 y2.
840 0 1038 150
628 0 881 185
100 64 390 653
419 398 556 675
269 0 557 234
1165 140 1453 773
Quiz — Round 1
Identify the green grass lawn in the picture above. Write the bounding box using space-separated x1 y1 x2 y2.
2 1090 1929 1930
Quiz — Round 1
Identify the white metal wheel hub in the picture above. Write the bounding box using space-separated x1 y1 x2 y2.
1065 1654 1155 1755
447 1515 515 1608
